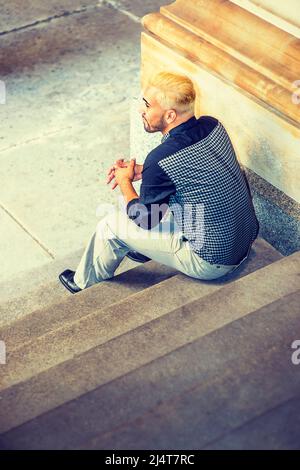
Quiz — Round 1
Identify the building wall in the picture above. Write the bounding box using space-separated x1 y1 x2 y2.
137 0 300 254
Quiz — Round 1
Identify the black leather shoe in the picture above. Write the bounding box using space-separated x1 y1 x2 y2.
126 251 151 263
59 269 82 294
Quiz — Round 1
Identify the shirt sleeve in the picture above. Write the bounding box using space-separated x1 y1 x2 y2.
126 157 176 230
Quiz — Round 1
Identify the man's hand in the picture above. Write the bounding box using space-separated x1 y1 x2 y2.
106 158 143 190
114 158 136 186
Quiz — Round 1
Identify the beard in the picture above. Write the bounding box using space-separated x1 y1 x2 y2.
142 115 167 133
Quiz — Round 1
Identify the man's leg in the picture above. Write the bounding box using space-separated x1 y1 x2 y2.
73 208 185 289
73 208 240 290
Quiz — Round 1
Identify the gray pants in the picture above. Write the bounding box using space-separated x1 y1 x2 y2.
74 209 241 289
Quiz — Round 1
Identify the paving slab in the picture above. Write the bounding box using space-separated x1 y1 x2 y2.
0 1 100 33
0 126 130 260
103 0 171 19
0 4 142 150
0 207 50 284
0 3 145 282
0 1 168 34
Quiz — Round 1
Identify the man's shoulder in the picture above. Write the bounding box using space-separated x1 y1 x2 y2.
145 140 181 165
183 115 219 143
199 115 219 127
144 116 220 168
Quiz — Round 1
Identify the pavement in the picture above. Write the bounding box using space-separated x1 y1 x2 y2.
0 0 168 284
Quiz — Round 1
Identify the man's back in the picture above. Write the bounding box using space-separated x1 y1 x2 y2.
129 115 259 266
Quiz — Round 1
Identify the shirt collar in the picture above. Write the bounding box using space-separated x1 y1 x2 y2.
161 116 197 143
161 132 170 143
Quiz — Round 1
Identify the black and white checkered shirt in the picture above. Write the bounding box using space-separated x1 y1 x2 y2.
127 116 259 265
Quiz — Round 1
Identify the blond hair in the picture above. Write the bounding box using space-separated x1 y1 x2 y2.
147 72 196 114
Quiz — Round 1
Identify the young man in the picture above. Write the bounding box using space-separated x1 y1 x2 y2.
59 72 259 293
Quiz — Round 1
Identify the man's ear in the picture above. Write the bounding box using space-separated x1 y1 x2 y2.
165 109 177 124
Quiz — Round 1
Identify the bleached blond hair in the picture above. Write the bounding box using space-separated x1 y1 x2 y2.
147 71 196 114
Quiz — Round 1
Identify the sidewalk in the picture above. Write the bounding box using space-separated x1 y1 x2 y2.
0 0 167 284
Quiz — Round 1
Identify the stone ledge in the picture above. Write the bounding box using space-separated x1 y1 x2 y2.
140 32 300 202
142 0 300 127
244 166 300 222
230 0 300 38
243 166 300 255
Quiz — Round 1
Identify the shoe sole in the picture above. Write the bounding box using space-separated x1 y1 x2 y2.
58 273 79 294
126 252 151 263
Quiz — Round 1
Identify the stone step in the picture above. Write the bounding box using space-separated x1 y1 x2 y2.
1 286 299 449
204 395 300 450
0 259 177 354
0 238 282 386
75 289 300 450
0 250 297 435
0 248 83 305
0 248 142 327
0 237 282 352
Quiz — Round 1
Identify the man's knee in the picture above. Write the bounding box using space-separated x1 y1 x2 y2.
96 209 128 239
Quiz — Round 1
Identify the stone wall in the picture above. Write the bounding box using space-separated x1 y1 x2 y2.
132 0 300 255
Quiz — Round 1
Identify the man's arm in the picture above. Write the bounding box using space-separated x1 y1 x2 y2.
106 159 143 190
126 158 176 230
118 177 139 205
113 159 139 205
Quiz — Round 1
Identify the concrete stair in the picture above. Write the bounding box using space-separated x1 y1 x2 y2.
0 248 144 326
0 237 299 449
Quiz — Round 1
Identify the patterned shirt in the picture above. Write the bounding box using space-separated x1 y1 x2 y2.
127 115 259 265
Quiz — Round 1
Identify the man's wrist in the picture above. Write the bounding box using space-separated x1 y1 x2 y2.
118 176 132 187
118 177 139 204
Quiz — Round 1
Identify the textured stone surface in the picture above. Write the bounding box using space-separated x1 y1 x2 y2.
0 260 177 345
0 287 299 449
0 207 50 282
103 0 171 19
0 250 296 434
0 1 169 33
76 290 300 450
0 237 281 352
253 191 300 256
141 32 300 202
0 3 139 284
205 395 300 450
153 0 299 123
243 166 300 256
244 166 300 221
0 236 281 338
0 1 99 32
230 0 300 38
0 251 141 327
0 0 169 284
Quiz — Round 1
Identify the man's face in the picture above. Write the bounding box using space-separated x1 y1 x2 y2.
138 86 168 134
